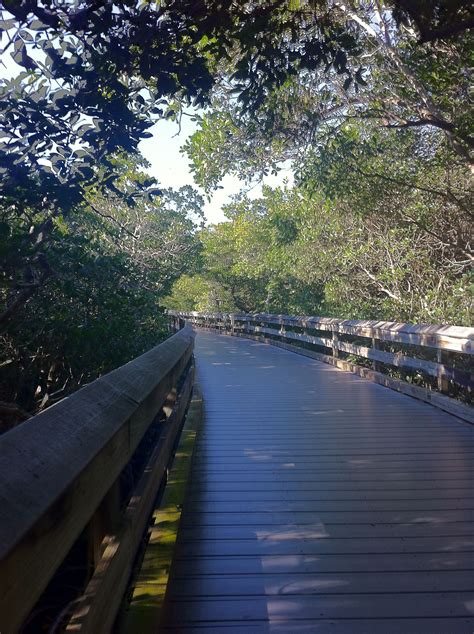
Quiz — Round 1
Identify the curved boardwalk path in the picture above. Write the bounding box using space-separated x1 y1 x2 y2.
160 330 474 633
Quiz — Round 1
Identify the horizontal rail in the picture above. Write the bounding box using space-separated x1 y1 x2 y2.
173 312 473 353
0 325 195 633
171 312 473 422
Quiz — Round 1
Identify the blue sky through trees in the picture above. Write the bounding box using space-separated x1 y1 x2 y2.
138 112 293 225
0 38 291 226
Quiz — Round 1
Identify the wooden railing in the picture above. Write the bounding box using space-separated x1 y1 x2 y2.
0 325 195 633
171 312 473 423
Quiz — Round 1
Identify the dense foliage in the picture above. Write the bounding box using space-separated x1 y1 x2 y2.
1 153 203 428
171 1 473 324
168 157 471 323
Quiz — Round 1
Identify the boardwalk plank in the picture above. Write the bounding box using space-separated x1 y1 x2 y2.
162 592 474 620
185 488 474 501
173 535 474 556
175 521 474 539
168 552 474 575
189 480 474 491
165 570 474 595
159 619 474 634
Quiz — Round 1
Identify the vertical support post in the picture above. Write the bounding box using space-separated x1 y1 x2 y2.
437 349 449 393
332 329 339 359
372 336 381 372
230 314 235 336
162 386 178 419
87 479 122 571
279 319 286 343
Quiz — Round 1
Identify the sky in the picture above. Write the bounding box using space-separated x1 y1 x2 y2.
138 113 293 225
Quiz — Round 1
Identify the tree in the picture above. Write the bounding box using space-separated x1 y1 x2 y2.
170 165 472 325
179 2 472 330
0 0 365 326
0 155 203 429
165 274 236 312
185 1 472 190
166 188 326 315
300 123 472 268
390 0 474 43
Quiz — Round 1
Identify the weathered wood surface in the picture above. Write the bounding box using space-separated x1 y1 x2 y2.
160 330 474 633
232 334 474 424
119 381 204 633
66 363 195 633
0 325 194 634
175 311 474 353
173 311 473 423
242 324 471 386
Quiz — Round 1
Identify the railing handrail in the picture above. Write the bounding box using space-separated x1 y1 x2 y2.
0 324 195 632
171 311 473 353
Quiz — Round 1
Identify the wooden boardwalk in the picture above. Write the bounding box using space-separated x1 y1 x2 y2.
160 330 474 633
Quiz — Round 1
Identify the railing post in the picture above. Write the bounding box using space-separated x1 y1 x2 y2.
87 478 122 570
372 336 381 372
279 318 285 342
332 329 339 359
437 349 449 393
